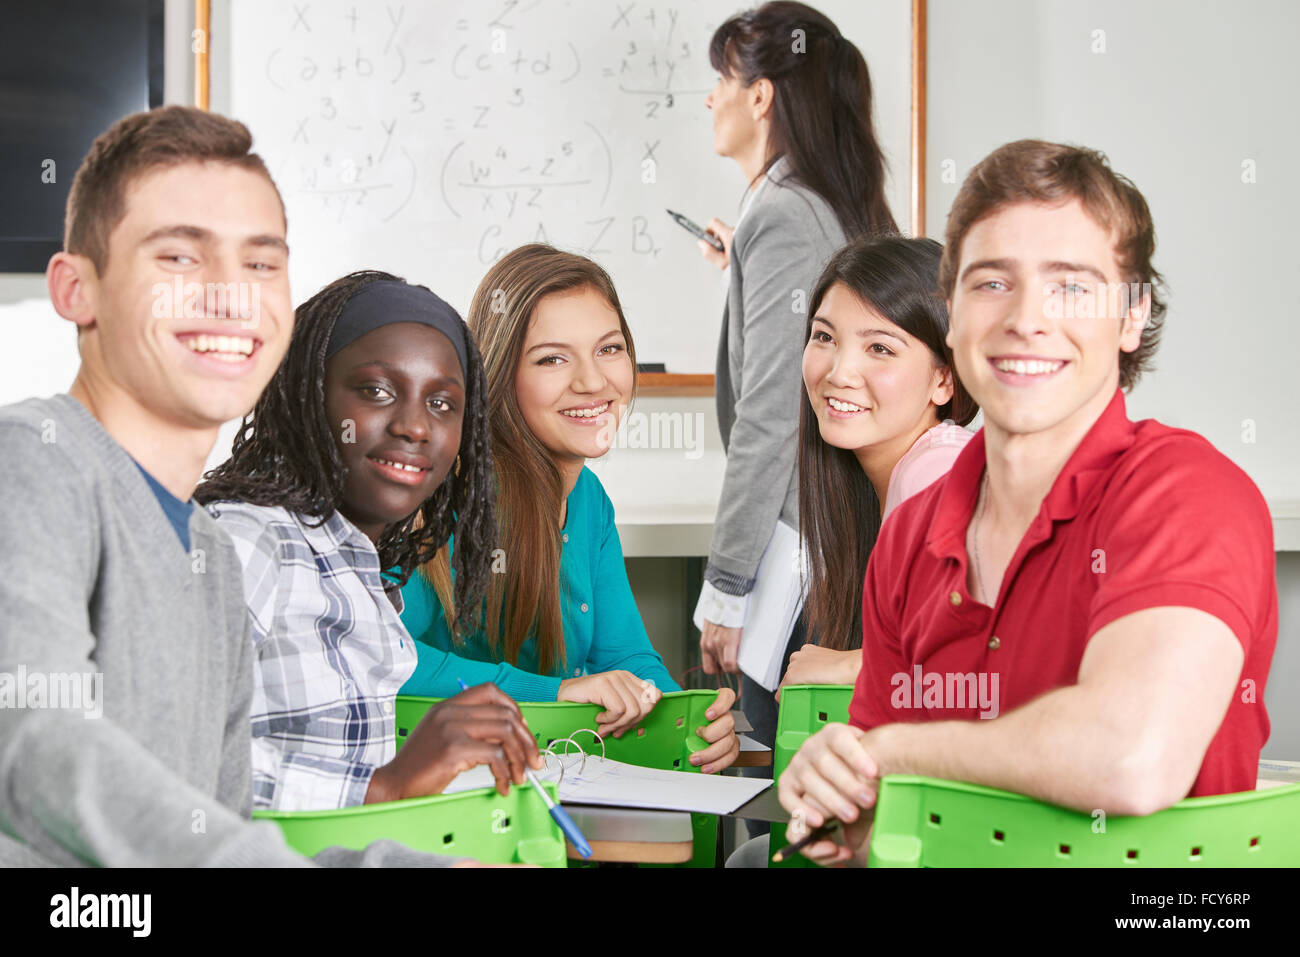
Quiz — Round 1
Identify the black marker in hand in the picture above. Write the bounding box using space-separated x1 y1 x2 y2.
666 209 725 251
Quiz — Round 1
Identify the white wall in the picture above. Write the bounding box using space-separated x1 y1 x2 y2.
927 0 1299 757
0 0 240 469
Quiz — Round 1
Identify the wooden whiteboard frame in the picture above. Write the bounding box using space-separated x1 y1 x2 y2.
911 0 927 236
194 0 928 394
194 0 209 110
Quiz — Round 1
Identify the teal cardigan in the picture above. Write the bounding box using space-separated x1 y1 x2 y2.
399 466 680 701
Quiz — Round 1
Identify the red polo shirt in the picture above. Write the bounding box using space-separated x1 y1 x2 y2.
849 389 1277 797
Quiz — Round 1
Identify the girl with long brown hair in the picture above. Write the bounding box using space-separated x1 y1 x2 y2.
400 244 740 771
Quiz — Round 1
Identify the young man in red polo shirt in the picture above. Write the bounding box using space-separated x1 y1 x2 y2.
777 139 1277 867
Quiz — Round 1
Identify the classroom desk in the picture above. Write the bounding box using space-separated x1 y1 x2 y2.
733 733 773 768
1272 501 1300 551
563 805 695 863
599 474 721 559
726 786 789 825
559 762 781 863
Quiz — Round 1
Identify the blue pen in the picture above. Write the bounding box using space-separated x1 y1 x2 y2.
457 678 593 859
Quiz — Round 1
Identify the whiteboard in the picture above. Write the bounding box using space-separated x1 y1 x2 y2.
924 0 1300 508
226 0 912 372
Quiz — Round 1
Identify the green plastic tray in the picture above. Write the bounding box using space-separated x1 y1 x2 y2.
870 775 1300 867
397 689 720 866
770 686 1298 868
771 684 854 868
772 684 854 781
254 781 567 867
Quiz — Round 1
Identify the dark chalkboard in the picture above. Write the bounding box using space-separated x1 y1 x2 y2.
0 0 163 271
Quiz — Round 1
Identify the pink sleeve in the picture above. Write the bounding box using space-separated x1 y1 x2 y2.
882 428 970 522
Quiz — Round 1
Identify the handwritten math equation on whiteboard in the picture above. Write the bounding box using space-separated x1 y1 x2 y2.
235 0 727 265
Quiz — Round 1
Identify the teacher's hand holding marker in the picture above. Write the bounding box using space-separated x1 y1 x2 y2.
665 208 733 269
698 218 734 269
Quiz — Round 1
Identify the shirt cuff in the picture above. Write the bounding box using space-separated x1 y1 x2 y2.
694 581 749 629
503 671 565 702
704 561 757 597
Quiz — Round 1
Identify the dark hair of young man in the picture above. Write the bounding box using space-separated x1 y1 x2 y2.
64 104 283 276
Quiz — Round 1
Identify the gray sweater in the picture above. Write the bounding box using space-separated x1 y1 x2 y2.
708 161 848 594
0 395 458 867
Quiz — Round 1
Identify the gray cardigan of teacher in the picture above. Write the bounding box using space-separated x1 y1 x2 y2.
706 159 848 596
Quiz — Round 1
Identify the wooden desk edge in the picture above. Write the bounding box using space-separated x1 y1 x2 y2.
567 838 695 864
637 373 714 396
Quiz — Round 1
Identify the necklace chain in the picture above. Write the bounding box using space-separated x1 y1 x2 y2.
973 471 990 605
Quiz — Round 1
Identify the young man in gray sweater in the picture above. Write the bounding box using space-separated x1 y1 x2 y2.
0 106 485 867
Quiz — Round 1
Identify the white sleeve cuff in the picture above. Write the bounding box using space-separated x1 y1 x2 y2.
693 581 749 629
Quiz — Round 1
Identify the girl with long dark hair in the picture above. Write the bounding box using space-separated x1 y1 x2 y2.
783 237 979 688
727 237 977 866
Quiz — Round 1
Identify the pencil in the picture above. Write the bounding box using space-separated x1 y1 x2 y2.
770 821 841 863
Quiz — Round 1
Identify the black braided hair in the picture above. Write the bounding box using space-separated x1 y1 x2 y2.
196 270 496 637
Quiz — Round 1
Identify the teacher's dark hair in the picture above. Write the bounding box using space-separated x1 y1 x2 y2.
197 270 496 637
799 237 976 651
710 1 897 239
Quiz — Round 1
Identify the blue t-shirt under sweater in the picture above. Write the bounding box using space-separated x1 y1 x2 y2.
133 461 195 552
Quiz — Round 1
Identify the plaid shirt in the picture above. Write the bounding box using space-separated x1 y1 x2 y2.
207 502 416 811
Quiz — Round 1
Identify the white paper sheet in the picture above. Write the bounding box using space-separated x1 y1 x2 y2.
737 520 808 691
441 752 771 815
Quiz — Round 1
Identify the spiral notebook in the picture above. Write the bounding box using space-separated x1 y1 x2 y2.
440 740 770 815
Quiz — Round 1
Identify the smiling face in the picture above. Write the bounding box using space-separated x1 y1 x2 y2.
75 161 292 430
324 322 466 541
513 285 634 469
803 282 953 467
946 198 1147 442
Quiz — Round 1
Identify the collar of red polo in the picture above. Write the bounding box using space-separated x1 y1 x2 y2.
926 388 1138 560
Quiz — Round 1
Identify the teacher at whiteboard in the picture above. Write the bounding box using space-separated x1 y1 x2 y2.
694 4 897 704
